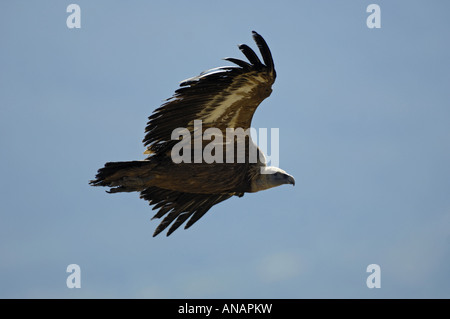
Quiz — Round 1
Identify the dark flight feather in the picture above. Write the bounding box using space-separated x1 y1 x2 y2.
140 186 234 236
223 57 252 69
251 31 275 74
237 44 263 66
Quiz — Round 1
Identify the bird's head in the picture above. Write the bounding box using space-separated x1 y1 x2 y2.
251 166 295 192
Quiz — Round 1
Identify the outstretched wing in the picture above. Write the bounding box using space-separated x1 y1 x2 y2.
141 186 236 236
143 31 276 155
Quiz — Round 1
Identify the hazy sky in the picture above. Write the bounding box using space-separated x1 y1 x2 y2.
1 1 449 298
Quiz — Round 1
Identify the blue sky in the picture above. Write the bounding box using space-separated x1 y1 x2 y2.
1 1 449 298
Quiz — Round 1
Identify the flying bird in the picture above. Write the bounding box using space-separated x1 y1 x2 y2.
90 31 295 236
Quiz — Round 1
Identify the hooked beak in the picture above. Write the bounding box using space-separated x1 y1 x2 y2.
287 175 295 186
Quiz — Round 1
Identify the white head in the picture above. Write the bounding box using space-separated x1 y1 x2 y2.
250 166 295 192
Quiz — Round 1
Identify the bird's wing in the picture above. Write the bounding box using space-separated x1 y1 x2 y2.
143 31 276 155
140 186 236 236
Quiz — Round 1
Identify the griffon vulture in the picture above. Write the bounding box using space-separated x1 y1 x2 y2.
90 31 295 236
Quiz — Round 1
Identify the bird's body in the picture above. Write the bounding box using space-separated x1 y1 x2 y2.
90 31 295 236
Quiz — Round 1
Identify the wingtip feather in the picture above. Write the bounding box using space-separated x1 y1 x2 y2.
252 31 275 74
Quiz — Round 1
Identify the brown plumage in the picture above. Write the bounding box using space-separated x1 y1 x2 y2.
90 31 295 236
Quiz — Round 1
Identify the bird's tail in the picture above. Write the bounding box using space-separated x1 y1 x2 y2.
89 160 156 193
